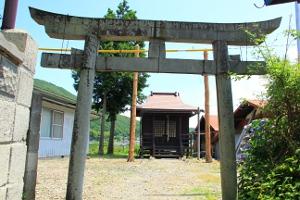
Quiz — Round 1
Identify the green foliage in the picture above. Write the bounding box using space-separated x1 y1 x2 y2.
34 79 76 103
72 0 149 121
72 0 148 154
238 58 300 199
288 29 300 41
89 114 140 140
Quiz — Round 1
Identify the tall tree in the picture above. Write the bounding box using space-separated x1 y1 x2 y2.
72 0 148 155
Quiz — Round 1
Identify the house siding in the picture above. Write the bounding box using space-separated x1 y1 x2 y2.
38 101 75 158
213 133 241 160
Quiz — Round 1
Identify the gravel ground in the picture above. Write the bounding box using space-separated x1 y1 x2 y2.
36 158 221 200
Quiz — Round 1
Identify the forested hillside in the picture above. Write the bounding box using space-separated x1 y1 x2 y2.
90 115 140 141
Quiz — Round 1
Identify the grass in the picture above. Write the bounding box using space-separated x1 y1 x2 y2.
182 187 221 200
198 174 220 184
88 141 140 159
182 162 221 200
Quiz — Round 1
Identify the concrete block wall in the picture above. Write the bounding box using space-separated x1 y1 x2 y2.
0 30 37 200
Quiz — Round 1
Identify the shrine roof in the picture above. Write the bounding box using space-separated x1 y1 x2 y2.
137 92 198 115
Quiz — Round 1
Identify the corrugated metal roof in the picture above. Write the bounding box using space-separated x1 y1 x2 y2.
233 99 267 121
33 79 77 105
196 115 219 132
206 115 219 131
247 99 267 108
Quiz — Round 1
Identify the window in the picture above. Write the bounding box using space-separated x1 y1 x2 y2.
153 117 177 138
40 108 64 139
169 120 177 138
153 120 165 137
41 108 52 138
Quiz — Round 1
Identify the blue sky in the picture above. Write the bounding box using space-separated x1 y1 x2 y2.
4 0 299 126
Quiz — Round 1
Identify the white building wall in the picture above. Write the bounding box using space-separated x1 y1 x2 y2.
235 134 241 146
38 101 75 158
214 133 241 160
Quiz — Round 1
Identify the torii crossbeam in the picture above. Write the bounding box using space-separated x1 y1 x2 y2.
28 7 281 200
41 50 267 75
29 7 280 45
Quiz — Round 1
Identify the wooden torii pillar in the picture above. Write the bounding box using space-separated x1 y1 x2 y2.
29 7 281 200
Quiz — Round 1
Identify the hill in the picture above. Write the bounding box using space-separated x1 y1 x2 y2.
33 79 76 103
90 114 140 141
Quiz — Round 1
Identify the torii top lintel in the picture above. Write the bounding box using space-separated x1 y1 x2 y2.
29 7 281 46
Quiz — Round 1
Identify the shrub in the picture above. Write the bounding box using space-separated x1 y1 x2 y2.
238 58 300 199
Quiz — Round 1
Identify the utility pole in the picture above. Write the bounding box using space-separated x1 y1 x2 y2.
295 2 300 62
98 92 107 156
197 107 201 160
204 51 212 163
128 44 140 162
1 0 19 29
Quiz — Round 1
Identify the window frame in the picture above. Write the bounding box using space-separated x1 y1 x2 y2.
153 115 177 138
40 107 52 139
40 107 64 140
51 110 64 139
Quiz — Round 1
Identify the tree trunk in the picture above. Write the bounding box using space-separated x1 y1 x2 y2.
98 93 107 156
107 117 116 155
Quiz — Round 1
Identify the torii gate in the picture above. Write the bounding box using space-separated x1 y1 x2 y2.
29 7 280 200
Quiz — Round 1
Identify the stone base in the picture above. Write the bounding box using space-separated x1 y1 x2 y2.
0 29 37 200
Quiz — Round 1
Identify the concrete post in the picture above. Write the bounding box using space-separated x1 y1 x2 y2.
148 39 165 58
213 40 237 200
66 34 98 200
23 92 42 200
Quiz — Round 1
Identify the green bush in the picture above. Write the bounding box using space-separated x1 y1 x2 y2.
238 58 300 199
238 121 300 199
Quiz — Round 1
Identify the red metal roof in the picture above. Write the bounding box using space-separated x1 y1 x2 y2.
137 92 198 113
247 99 267 108
233 99 268 121
196 115 219 132
207 115 219 132
234 99 267 113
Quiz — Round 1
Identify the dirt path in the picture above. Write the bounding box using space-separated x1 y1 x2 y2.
36 158 221 200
